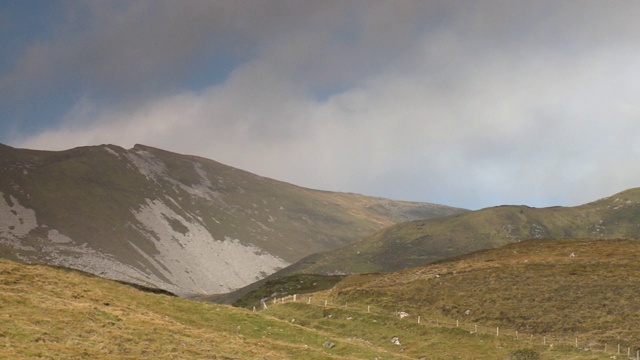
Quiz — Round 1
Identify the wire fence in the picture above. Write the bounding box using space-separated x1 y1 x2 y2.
256 293 640 359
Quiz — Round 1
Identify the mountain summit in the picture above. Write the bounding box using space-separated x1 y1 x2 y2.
0 143 465 296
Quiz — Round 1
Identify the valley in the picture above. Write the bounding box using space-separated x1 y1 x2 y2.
2 143 640 359
3 2 636 358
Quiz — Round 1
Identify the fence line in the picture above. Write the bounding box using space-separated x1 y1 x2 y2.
261 294 639 359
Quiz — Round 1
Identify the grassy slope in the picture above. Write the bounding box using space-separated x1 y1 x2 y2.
323 238 640 347
0 258 414 359
0 258 610 360
277 188 640 275
265 303 610 360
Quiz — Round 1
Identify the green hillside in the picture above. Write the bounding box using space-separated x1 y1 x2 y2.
276 188 640 276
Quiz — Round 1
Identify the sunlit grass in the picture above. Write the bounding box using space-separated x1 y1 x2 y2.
0 259 413 359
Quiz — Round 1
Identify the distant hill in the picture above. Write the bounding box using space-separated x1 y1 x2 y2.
322 238 640 346
269 188 640 277
0 143 466 296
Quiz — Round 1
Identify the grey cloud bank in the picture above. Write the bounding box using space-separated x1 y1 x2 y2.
3 1 640 209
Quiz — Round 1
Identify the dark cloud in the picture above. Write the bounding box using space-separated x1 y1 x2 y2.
1 1 340 104
6 1 639 106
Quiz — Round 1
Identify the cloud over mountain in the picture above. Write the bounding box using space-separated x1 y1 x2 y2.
3 1 640 209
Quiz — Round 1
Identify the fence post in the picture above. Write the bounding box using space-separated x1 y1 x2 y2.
516 331 518 340
253 306 256 312
308 296 311 304
367 305 370 313
293 294 296 302
325 300 328 307
575 338 578 348
543 336 546 345
475 324 478 333
496 327 499 337
456 319 459 327
418 316 420 324
617 344 620 354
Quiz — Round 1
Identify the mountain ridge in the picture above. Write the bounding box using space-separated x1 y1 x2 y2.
0 143 466 296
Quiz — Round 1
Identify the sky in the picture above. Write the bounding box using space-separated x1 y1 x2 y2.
2 1 640 210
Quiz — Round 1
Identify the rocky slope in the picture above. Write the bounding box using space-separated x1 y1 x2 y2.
0 143 466 296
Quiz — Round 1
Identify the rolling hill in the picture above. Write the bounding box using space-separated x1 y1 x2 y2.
270 188 640 276
0 143 466 296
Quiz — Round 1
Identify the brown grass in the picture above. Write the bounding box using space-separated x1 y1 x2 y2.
1 255 617 359
325 238 640 348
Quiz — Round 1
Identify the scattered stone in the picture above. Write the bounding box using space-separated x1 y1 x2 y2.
391 336 401 346
323 341 336 348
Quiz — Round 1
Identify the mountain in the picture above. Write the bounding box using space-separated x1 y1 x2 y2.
0 143 466 296
320 238 640 346
263 188 640 277
1 257 608 359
